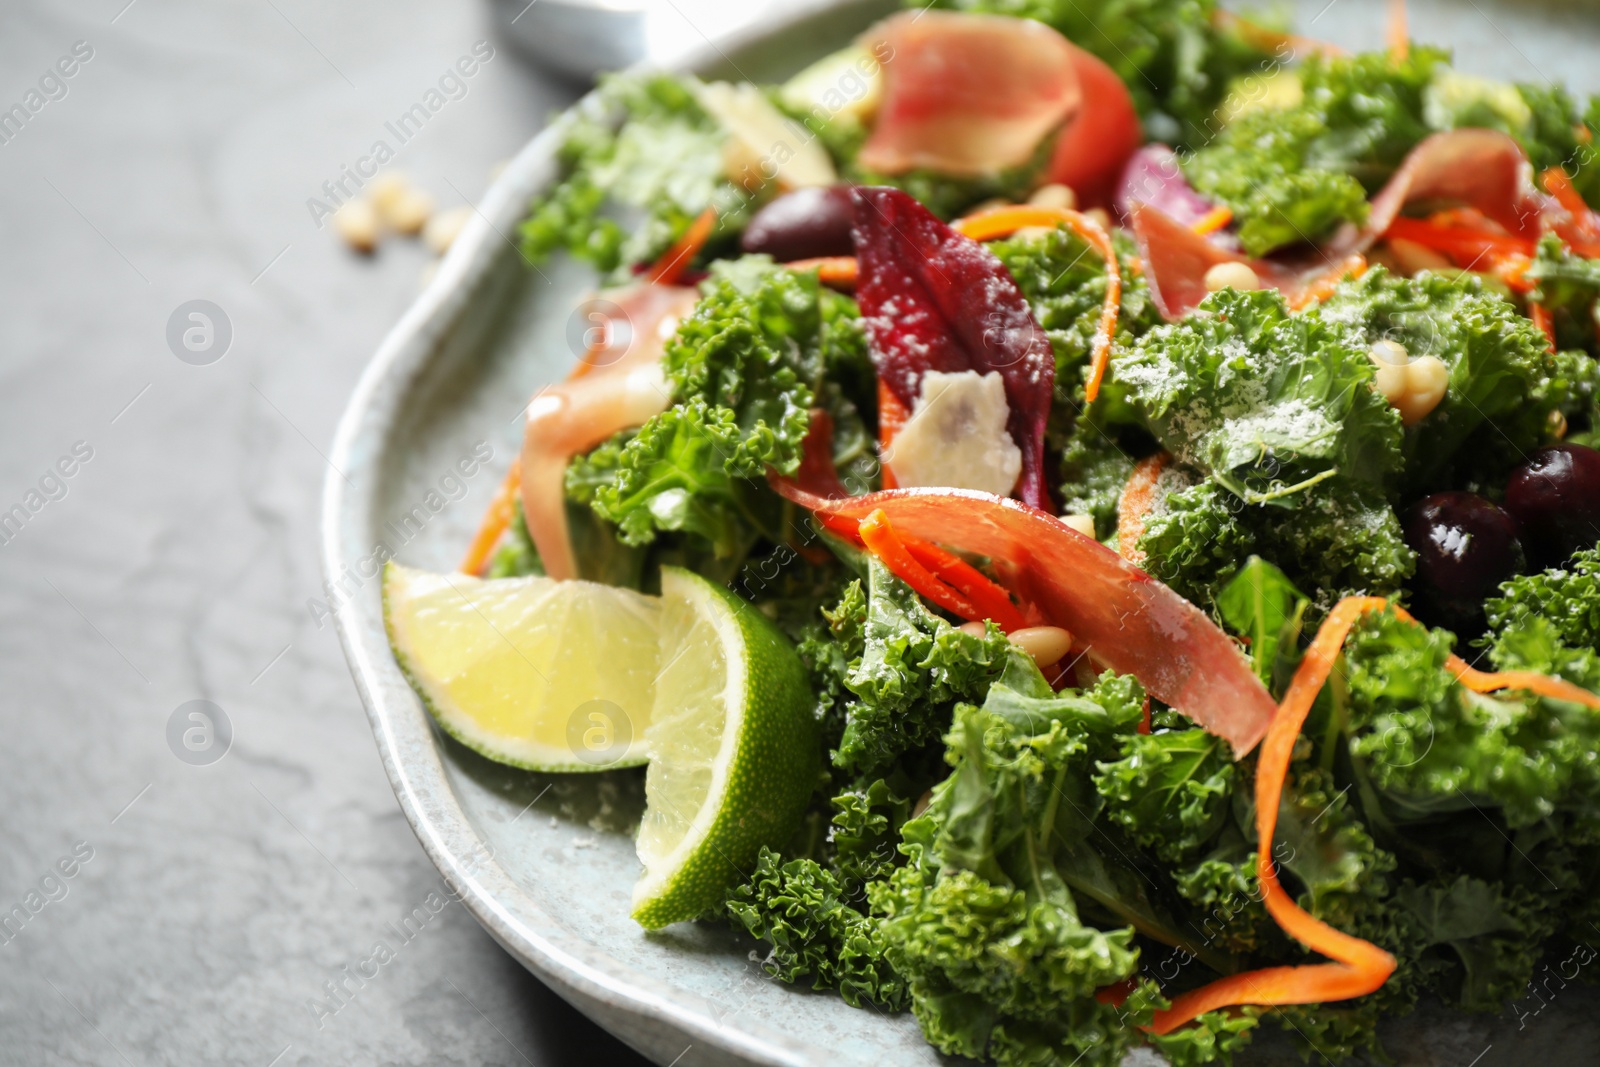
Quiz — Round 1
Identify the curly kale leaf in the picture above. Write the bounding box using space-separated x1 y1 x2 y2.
1186 48 1600 257
797 577 868 754
1095 729 1235 865
665 256 871 477
1138 473 1411 612
1394 875 1555 1012
1120 287 1403 504
520 73 736 272
724 847 907 1009
829 778 912 893
1345 607 1600 828
1318 268 1568 489
834 559 1020 772
571 400 771 561
1486 547 1600 652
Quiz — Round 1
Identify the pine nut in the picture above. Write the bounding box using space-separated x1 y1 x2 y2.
1007 625 1074 668
1060 513 1096 538
1203 261 1261 292
332 198 380 253
1028 183 1077 211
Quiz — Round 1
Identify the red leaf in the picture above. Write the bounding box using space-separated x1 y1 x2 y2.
850 186 1055 509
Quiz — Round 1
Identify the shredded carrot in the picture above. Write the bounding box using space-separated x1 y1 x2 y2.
901 539 1029 632
1190 205 1233 237
1116 453 1169 564
1387 0 1408 60
1490 252 1534 293
952 206 1122 402
785 256 858 289
643 207 716 286
459 458 523 575
877 379 909 490
1288 254 1368 310
1153 598 1600 1035
1531 301 1556 351
1151 597 1397 1034
1211 10 1345 58
1138 696 1153 735
859 510 984 621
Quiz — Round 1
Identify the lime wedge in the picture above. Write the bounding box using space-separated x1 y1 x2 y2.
382 562 660 771
631 566 817 928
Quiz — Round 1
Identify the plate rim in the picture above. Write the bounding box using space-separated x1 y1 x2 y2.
320 4 883 1065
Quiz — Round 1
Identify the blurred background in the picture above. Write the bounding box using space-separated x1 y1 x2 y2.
0 0 1596 1064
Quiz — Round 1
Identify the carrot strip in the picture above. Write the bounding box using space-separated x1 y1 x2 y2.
952 206 1122 402
1190 205 1233 237
1153 599 1600 1035
1531 302 1556 352
1288 254 1368 310
459 458 523 575
1211 9 1345 58
1116 452 1169 564
1387 0 1408 60
642 207 716 286
1151 597 1397 1034
859 509 983 622
785 256 859 289
901 539 1029 633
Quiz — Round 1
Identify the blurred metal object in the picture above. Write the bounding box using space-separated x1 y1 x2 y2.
490 0 650 82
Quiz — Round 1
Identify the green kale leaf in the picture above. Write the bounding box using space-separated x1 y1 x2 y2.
1485 547 1600 652
1215 555 1309 685
834 559 1021 772
1318 268 1567 490
724 847 908 1009
1120 287 1403 504
1095 728 1235 865
519 74 742 273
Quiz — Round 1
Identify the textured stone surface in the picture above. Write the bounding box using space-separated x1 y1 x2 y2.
0 2 650 1064
5 1 1600 1066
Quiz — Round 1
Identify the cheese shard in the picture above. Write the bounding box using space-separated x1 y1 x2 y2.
885 370 1022 496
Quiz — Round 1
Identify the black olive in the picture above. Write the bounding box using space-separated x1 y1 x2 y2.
1504 443 1600 568
1403 491 1523 634
740 185 856 262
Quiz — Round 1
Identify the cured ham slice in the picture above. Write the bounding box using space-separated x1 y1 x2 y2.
773 478 1278 756
1045 46 1143 208
1132 130 1556 320
520 282 700 580
859 11 1084 177
851 186 1055 510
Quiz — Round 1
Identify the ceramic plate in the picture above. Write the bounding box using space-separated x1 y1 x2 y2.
324 2 1600 1064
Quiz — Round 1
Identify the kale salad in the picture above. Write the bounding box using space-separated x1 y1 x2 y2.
379 2 1600 1064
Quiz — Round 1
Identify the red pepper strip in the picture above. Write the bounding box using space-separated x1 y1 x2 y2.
1383 216 1534 264
1116 452 1169 564
785 256 858 289
859 509 983 622
459 458 522 575
901 539 1029 633
877 379 910 490
642 207 716 285
1151 597 1398 1034
1531 302 1556 352
952 206 1122 403
1153 599 1600 1035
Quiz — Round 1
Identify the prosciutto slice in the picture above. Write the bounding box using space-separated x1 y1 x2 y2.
1132 129 1554 319
774 478 1277 757
859 11 1084 177
519 282 699 580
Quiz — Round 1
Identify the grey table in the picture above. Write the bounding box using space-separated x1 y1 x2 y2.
0 1 651 1063
6 0 1600 1065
